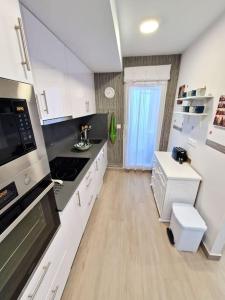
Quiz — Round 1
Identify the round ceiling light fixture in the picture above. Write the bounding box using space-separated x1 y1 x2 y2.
140 19 159 34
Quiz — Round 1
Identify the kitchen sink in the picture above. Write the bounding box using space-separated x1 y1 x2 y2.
89 139 102 144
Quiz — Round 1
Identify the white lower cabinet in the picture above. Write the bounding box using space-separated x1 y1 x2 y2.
20 143 107 300
151 152 201 222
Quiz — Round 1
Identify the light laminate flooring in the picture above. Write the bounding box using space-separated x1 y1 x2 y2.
62 169 225 300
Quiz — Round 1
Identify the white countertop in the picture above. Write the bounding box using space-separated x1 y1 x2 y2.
154 151 202 181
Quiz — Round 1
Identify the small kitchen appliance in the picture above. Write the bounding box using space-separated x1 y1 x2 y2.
172 147 188 164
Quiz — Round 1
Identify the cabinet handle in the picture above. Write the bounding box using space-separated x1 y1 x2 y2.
86 178 92 188
41 90 49 114
85 171 91 181
50 285 59 300
28 262 51 299
77 191 81 207
85 101 89 112
96 161 98 171
15 17 31 71
88 194 94 206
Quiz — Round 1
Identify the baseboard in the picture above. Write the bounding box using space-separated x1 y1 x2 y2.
107 165 123 170
201 242 222 261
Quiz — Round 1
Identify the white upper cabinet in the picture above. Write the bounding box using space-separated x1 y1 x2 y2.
21 4 96 123
21 6 71 122
64 47 96 118
0 0 33 83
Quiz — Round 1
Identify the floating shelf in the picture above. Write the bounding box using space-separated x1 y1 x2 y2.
174 112 208 116
176 96 213 101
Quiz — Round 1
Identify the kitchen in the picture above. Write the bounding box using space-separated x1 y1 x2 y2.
1 0 225 299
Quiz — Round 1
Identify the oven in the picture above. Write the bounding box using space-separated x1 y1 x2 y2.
0 174 60 300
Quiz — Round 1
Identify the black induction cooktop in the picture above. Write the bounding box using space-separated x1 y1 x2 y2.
49 156 90 181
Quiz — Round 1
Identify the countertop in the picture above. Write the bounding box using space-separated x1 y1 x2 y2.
52 139 107 211
154 151 202 181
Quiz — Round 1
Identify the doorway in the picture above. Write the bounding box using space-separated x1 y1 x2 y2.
124 82 167 170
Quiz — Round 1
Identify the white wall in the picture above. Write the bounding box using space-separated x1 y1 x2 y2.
168 13 225 255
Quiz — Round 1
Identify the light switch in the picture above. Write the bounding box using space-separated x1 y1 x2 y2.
117 124 122 129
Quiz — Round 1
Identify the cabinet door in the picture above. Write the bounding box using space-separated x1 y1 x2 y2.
21 6 70 121
0 0 33 83
46 249 70 300
83 73 96 115
77 164 96 230
64 48 87 118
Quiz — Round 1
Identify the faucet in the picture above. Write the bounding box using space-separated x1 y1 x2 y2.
80 124 92 144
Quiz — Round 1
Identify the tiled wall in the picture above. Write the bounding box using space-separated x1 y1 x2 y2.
42 114 108 161
94 55 181 167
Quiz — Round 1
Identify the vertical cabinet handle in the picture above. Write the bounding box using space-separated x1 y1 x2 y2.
88 194 94 206
96 161 98 171
77 191 81 207
85 101 90 112
15 17 31 71
50 285 59 300
41 90 49 114
28 262 51 299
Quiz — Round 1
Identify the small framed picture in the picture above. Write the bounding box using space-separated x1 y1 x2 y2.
213 95 225 128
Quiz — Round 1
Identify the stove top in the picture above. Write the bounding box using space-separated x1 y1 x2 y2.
49 156 89 181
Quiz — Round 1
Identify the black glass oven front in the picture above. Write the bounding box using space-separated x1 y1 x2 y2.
0 175 60 300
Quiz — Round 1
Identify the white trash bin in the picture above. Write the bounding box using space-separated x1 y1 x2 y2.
170 203 207 252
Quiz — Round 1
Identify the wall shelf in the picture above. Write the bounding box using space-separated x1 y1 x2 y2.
176 96 213 101
174 111 208 116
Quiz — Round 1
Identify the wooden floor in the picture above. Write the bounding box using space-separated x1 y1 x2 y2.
62 169 225 300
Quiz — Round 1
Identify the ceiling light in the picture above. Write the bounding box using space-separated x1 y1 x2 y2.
140 19 159 34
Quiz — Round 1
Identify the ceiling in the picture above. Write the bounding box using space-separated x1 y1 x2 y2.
20 0 225 72
20 0 122 72
117 0 225 56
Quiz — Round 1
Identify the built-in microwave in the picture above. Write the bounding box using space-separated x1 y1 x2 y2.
0 98 36 167
0 78 50 214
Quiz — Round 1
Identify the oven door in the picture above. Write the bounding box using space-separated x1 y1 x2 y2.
0 175 60 300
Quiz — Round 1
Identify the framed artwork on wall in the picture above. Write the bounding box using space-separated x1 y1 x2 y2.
213 95 225 128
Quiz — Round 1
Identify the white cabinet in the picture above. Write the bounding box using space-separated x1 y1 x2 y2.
21 6 70 123
151 152 201 222
64 47 96 118
19 226 64 300
21 5 96 123
20 142 108 300
0 0 33 83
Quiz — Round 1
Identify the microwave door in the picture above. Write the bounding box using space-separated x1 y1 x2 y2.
0 114 24 166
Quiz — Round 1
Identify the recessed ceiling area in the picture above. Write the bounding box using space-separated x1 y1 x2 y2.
20 0 122 73
20 0 225 72
116 0 225 57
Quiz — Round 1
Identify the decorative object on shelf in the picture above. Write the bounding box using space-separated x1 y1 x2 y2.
196 87 206 96
178 85 186 98
195 106 205 114
183 106 190 113
104 87 115 99
189 106 195 113
109 112 117 144
213 95 225 127
191 90 197 97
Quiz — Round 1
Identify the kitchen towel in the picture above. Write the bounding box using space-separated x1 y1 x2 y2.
109 112 117 144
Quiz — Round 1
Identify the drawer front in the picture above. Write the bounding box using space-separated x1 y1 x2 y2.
46 249 70 300
20 227 64 300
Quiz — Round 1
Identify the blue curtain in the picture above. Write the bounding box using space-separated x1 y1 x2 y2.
124 85 162 169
